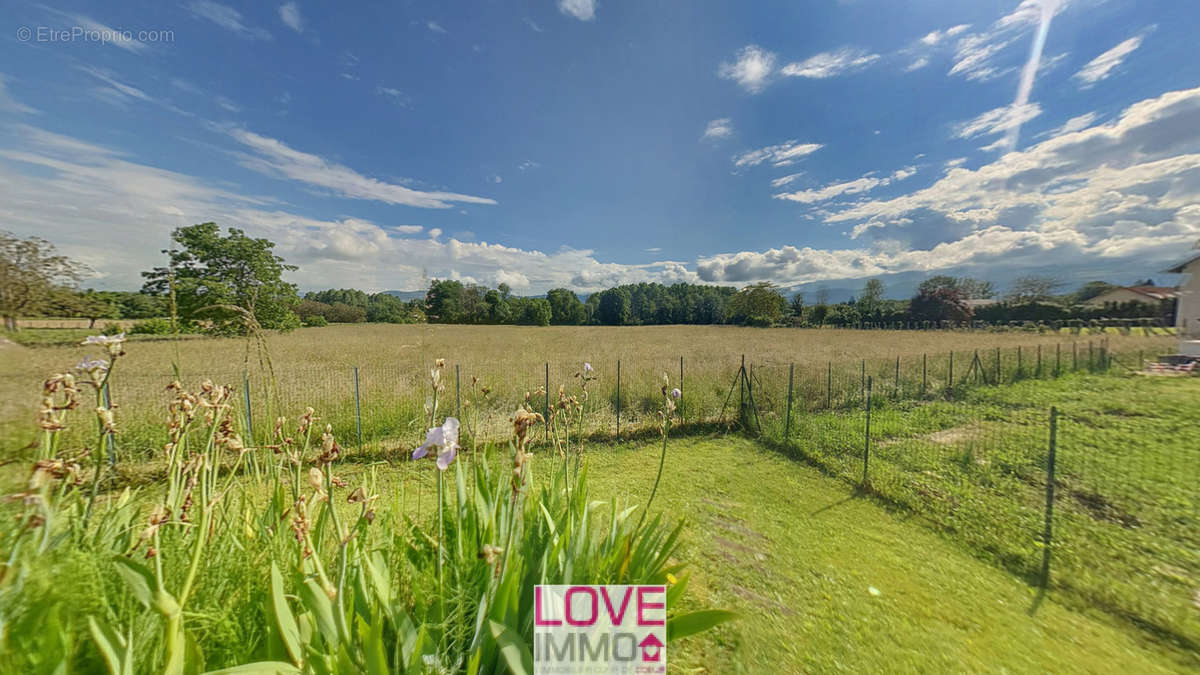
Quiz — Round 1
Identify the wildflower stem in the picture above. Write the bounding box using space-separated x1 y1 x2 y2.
636 419 670 533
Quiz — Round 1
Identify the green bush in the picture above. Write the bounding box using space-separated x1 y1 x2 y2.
302 314 328 327
129 318 173 335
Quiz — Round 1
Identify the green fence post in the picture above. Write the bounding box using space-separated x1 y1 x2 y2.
455 364 462 420
679 355 685 425
1037 344 1042 377
785 362 794 441
1040 407 1059 590
1017 346 1023 379
242 370 253 442
1056 343 1061 376
1072 342 1077 371
740 354 746 416
995 347 1001 384
863 376 872 485
860 359 865 401
616 359 621 440
894 356 900 399
948 351 954 395
544 362 550 440
827 360 832 409
922 353 927 396
103 384 116 466
353 366 362 449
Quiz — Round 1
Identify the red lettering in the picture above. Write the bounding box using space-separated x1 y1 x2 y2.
534 587 561 626
637 587 665 626
566 586 598 626
600 586 633 625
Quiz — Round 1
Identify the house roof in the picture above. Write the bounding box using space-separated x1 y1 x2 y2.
1163 251 1200 274
1092 286 1177 302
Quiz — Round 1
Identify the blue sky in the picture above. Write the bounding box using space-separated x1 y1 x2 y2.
1 0 1198 297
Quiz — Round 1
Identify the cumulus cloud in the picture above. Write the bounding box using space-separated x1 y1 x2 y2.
279 2 303 33
733 140 823 169
702 118 733 141
780 47 880 79
1073 34 1144 86
558 0 596 21
717 45 776 94
226 128 495 209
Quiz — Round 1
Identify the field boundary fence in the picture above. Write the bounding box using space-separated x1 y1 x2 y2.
742 351 1198 653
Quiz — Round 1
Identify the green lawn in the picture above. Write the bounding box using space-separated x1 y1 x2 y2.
357 434 1194 672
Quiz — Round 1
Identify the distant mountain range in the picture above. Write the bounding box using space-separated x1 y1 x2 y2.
381 290 427 301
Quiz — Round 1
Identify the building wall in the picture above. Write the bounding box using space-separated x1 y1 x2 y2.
1178 261 1200 337
1085 289 1158 307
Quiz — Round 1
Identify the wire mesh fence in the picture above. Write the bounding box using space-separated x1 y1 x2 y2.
747 358 1199 650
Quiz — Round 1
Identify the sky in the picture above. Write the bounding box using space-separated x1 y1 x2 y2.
1 0 1199 298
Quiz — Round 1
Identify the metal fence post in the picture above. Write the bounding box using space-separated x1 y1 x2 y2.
1056 343 1061 376
740 354 746 416
455 364 462 420
1017 346 1023 379
1040 407 1059 589
1036 344 1042 377
616 359 621 440
785 363 794 440
922 353 927 396
894 356 900 399
242 370 253 442
103 384 116 465
353 366 362 449
827 360 832 409
863 376 872 485
544 362 550 440
860 359 865 401
1072 342 1077 371
995 347 1001 384
948 351 954 394
679 355 685 424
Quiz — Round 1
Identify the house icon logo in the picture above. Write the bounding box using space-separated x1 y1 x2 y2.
639 633 664 662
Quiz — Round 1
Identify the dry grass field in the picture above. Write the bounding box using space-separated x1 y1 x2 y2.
0 324 1176 458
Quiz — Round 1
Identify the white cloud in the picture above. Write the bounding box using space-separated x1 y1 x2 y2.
920 24 971 46
717 45 776 94
494 269 530 289
374 86 410 107
279 2 303 32
702 118 733 141
518 160 541 171
188 1 272 40
770 173 803 188
226 128 497 209
733 140 823 169
558 0 596 21
1073 35 1144 86
0 75 37 114
215 96 241 113
904 57 930 72
1038 112 1099 139
775 176 886 204
781 47 880 79
41 8 149 53
774 167 914 205
946 1 1067 83
427 21 447 34
956 103 1042 139
523 18 544 32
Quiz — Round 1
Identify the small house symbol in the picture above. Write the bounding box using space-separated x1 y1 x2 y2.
638 633 664 662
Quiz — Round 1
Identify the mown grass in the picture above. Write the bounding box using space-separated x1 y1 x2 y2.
353 435 1194 672
751 372 1200 656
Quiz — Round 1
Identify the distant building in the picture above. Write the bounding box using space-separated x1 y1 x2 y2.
964 298 999 309
1083 286 1177 308
1164 252 1200 339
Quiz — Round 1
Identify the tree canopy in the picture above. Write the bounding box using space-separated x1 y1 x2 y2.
0 231 87 331
142 223 299 334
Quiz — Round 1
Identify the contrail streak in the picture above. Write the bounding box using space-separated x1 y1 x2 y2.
1003 0 1061 153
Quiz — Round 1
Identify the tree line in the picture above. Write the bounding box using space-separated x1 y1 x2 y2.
0 225 1176 334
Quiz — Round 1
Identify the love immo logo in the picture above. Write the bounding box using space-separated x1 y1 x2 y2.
533 585 666 674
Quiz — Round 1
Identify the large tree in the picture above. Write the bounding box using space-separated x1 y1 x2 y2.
729 282 787 326
142 223 299 333
546 288 586 325
0 231 87 331
918 275 995 299
1006 275 1065 304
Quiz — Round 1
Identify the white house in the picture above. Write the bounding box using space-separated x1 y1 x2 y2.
1084 285 1177 308
1164 251 1200 351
